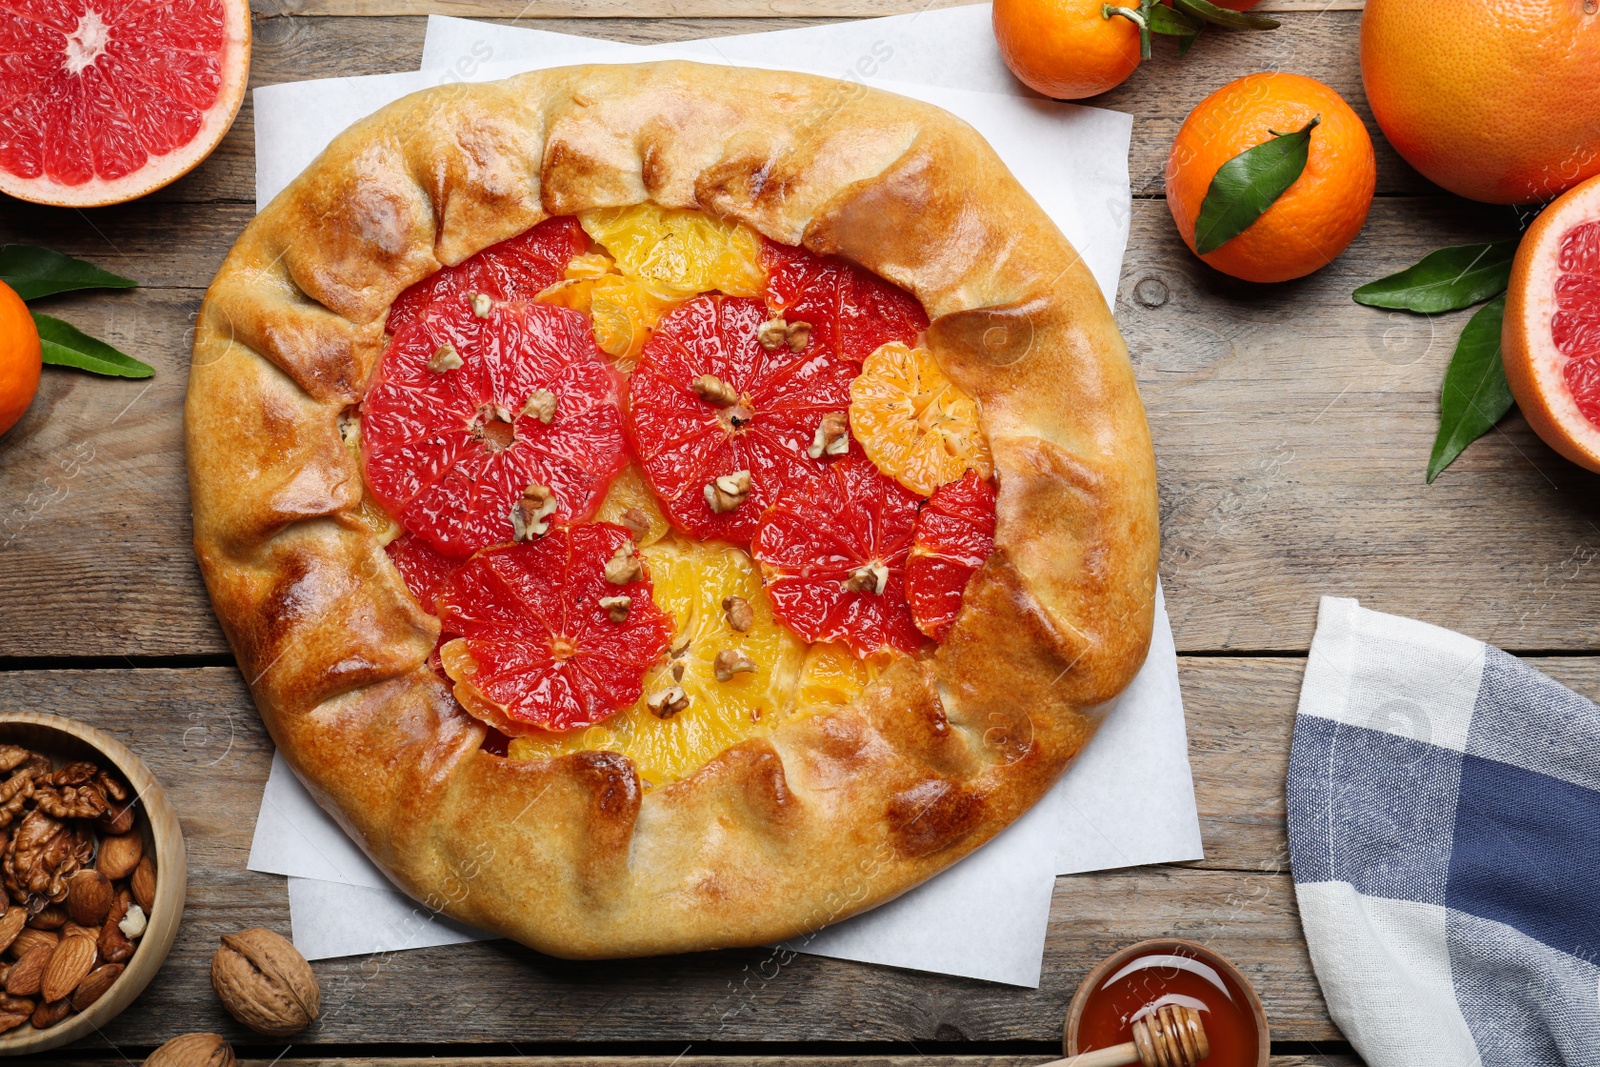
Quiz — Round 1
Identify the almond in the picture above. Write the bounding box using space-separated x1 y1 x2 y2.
97 918 133 965
60 921 96 942
68 869 113 927
96 832 142 880
6 944 50 996
70 961 122 1010
9 927 57 961
131 856 156 914
30 996 69 1029
0 993 32 1034
95 800 136 836
41 932 96 1003
0 907 25 956
27 904 66 931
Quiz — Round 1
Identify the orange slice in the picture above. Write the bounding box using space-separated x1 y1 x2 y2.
580 203 765 298
849 341 992 497
794 642 898 714
593 461 670 549
537 250 682 366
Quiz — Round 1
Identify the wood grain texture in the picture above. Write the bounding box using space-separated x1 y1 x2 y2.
250 0 1361 17
48 1058 1364 1066
1 198 1588 659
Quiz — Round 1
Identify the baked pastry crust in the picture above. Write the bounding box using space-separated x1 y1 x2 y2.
186 61 1159 957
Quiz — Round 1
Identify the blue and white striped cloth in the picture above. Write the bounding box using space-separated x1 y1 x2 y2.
1289 597 1600 1067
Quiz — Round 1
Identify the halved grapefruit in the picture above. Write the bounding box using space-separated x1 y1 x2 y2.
1504 173 1600 473
0 0 251 207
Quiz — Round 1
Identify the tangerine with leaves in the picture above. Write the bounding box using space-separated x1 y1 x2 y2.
0 280 41 438
991 0 1143 100
1166 72 1375 283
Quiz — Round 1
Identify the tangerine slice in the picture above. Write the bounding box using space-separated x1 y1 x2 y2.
537 252 682 365
593 462 670 549
581 203 766 298
626 295 856 543
760 238 928 363
437 524 671 734
506 536 805 786
752 453 924 656
361 297 626 557
387 216 587 336
385 532 460 616
905 471 997 642
850 341 993 496
795 641 898 714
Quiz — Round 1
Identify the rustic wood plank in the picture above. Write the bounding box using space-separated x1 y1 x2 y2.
48 1057 1363 1066
0 664 1346 1047
250 0 1361 16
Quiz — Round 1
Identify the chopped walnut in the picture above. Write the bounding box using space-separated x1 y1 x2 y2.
758 317 812 353
0 749 33 776
619 508 652 542
605 543 643 585
807 411 850 459
783 321 812 352
670 660 686 682
703 470 752 513
647 686 690 719
427 344 463 373
0 772 35 831
713 649 757 683
469 292 492 318
721 595 754 633
691 374 740 407
510 485 557 542
521 389 558 425
598 595 632 623
4 811 91 912
33 784 105 822
842 560 890 595
669 632 692 658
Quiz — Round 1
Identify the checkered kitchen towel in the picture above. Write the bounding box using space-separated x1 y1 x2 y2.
1288 597 1600 1067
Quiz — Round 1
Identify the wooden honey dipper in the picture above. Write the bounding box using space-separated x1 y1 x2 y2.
1043 1004 1211 1067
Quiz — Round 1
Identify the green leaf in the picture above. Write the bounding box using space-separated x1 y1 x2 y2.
1176 23 1203 54
1353 240 1517 314
1149 3 1201 36
1193 116 1319 256
1172 0 1280 29
1427 295 1513 483
0 245 135 301
33 314 154 379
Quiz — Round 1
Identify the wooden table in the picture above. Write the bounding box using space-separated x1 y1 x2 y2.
0 0 1564 1062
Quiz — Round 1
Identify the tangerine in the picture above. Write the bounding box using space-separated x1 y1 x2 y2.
580 203 765 298
437 524 671 734
752 453 924 657
1166 72 1375 283
991 0 1142 101
361 296 626 557
537 250 681 365
849 341 993 496
625 294 856 543
905 470 998 642
760 238 927 364
1361 0 1600 205
0 280 42 438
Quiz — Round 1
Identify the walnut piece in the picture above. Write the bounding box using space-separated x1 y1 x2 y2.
721 595 754 633
619 508 652 542
4 811 91 912
211 928 321 1038
842 560 890 595
647 687 690 719
758 316 811 353
521 389 558 424
469 292 492 318
426 343 463 373
604 543 642 585
703 470 752 513
807 411 851 459
713 649 757 683
598 595 631 623
691 374 740 407
510 485 558 542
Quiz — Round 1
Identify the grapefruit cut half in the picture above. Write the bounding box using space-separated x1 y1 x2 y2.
906 470 997 642
0 0 251 207
752 453 925 657
361 297 627 557
437 524 671 735
1504 173 1600 472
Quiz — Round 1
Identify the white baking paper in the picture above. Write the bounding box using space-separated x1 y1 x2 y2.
245 10 1200 985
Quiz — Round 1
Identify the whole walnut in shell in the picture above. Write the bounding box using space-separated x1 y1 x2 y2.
210 928 319 1037
143 1032 235 1067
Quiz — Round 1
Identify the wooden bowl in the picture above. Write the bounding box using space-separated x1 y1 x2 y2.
1064 938 1269 1067
0 711 186 1055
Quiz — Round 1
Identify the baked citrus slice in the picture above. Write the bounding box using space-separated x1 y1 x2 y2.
0 0 251 207
437 524 671 734
361 297 626 557
752 453 924 656
385 532 460 615
905 470 998 641
388 216 587 336
1504 173 1600 471
761 238 928 363
581 203 765 297
794 642 898 714
507 536 805 786
593 462 670 549
536 251 681 365
850 341 993 496
626 294 856 543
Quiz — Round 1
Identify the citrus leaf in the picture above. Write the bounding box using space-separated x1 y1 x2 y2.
0 245 136 301
1149 3 1201 35
1176 23 1203 54
1172 0 1280 29
33 313 154 379
1427 295 1513 483
1353 240 1517 314
1193 116 1319 256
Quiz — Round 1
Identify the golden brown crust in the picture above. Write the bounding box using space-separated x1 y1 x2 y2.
185 61 1159 957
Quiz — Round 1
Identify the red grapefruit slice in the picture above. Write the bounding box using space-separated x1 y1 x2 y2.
385 532 460 615
436 524 671 734
387 216 588 337
760 238 928 363
0 0 251 207
362 297 627 557
752 453 924 657
905 471 997 642
1505 173 1600 472
625 294 856 543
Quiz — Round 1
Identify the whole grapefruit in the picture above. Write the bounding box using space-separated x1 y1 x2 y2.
1361 0 1600 205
